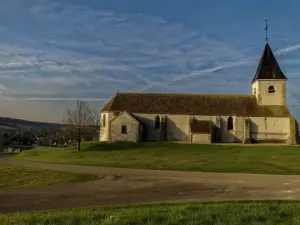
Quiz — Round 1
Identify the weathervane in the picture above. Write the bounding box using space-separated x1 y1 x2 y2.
265 18 268 43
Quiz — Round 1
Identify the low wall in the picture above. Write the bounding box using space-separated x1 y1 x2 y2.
191 133 211 144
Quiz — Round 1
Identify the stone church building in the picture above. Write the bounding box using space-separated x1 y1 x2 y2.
100 43 298 144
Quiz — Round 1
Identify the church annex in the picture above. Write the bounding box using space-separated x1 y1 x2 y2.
99 42 298 145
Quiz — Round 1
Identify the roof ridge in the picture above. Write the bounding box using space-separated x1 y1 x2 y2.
117 92 253 96
100 93 117 112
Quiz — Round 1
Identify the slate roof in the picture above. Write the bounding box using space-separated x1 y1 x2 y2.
101 92 291 117
190 120 211 133
252 43 287 83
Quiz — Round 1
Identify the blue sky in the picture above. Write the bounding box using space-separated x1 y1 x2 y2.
1 0 300 123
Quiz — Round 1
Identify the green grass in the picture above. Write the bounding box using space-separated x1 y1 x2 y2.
13 141 300 175
2 201 300 225
0 164 97 191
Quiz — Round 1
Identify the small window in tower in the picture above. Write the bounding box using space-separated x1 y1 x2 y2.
268 85 276 93
253 88 256 94
121 125 127 134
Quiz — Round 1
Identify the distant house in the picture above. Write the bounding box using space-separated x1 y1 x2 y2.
6 145 34 153
99 42 298 145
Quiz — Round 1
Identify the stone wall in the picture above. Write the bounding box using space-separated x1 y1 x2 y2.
234 117 244 143
133 113 165 141
110 112 140 143
243 117 250 144
253 80 286 106
191 133 211 144
288 116 298 145
249 117 290 142
100 111 292 144
99 112 109 141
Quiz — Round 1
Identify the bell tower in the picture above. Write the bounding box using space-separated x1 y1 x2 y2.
251 19 287 106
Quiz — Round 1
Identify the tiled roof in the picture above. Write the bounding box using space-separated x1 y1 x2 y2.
190 120 211 133
101 95 116 111
101 92 291 117
252 43 287 83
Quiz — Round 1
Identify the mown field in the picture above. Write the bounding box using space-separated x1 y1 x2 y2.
14 141 300 175
1 201 300 225
0 164 97 191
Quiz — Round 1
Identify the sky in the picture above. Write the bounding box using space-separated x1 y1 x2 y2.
1 0 300 123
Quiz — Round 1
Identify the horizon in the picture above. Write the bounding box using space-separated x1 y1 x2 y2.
1 0 300 123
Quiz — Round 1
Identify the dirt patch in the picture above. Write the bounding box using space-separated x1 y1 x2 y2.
100 175 123 180
0 180 263 213
2 156 300 213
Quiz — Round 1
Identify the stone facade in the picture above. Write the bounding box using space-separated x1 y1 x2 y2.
99 112 294 144
253 80 286 106
249 117 290 142
109 112 141 143
243 117 250 144
191 133 211 144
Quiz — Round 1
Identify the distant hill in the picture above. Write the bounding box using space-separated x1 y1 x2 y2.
0 117 66 133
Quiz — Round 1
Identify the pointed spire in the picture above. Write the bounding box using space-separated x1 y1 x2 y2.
251 43 287 83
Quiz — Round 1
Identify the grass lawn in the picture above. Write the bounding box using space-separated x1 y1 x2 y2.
1 201 300 225
0 164 97 191
13 141 300 175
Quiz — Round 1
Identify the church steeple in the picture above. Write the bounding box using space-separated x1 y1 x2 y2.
251 43 287 84
251 20 287 106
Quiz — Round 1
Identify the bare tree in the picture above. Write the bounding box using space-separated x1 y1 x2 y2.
0 133 8 151
63 100 99 152
0 134 4 151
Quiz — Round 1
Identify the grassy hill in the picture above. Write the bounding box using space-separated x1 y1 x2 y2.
0 117 66 133
14 141 300 175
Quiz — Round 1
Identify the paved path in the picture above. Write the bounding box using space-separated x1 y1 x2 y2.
1 155 300 213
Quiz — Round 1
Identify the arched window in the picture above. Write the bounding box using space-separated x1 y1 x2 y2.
102 114 106 127
268 85 276 93
253 88 256 94
121 125 127 134
227 116 233 130
155 115 160 129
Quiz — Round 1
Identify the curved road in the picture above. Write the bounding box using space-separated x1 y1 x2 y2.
1 155 300 213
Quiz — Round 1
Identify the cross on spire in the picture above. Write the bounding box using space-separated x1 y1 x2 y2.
265 18 268 43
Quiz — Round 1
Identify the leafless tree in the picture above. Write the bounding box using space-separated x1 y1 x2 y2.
63 100 99 152
0 135 4 151
0 133 8 151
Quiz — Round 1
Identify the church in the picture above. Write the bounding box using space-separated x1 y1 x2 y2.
99 40 298 145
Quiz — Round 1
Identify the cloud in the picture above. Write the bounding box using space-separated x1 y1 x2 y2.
137 42 300 92
0 1 252 101
0 83 16 96
7 97 109 102
275 44 300 55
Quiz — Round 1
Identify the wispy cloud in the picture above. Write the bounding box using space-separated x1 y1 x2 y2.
7 97 109 102
139 43 300 92
0 1 250 101
275 44 300 55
